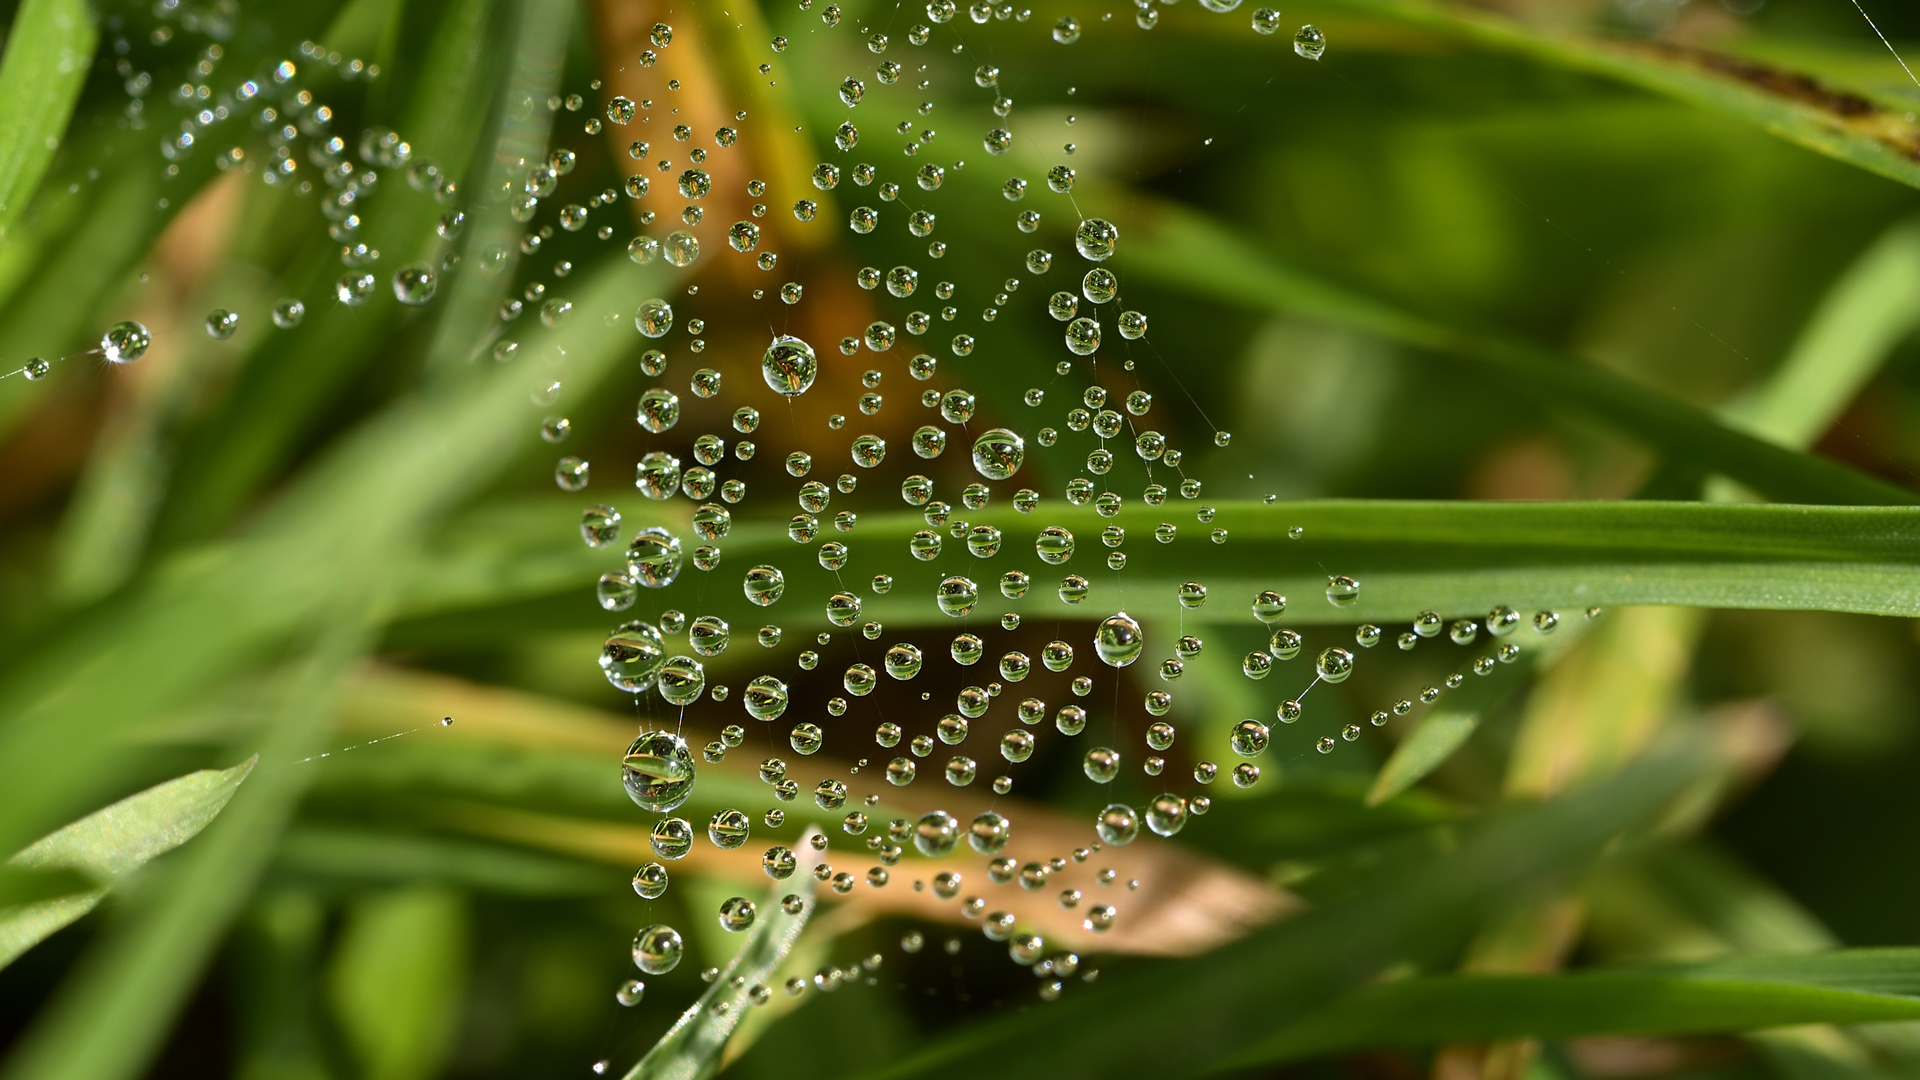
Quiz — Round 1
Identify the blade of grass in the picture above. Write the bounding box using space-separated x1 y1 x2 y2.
860 742 1707 1080
1246 949 1920 1064
0 253 637 855
394 501 1920 646
325 887 468 1080
1367 713 1479 807
0 618 365 1080
0 0 97 242
419 0 567 375
1725 215 1920 449
624 837 819 1080
0 758 255 969
1128 206 1916 506
1319 0 1920 191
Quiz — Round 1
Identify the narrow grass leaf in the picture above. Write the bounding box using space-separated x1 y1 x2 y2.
0 758 255 970
625 840 819 1080
1367 714 1479 807
398 501 1920 642
0 0 97 241
1129 206 1917 506
1726 215 1920 448
1324 0 1920 190
1247 949 1920 1064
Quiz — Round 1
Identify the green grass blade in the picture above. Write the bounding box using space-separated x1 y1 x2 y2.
151 0 515 546
0 0 96 242
396 501 1920 645
1367 713 1479 807
0 758 254 969
325 887 469 1080
1129 207 1917 506
1323 0 1920 190
625 845 819 1080
1726 216 1920 449
1246 949 1920 1064
10 757 256 879
862 745 1706 1080
0 623 362 1080
418 0 568 375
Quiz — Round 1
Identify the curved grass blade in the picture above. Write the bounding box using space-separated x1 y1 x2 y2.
1367 713 1479 807
152 0 525 545
1726 215 1920 449
394 500 1920 645
1321 0 1920 191
624 836 819 1080
1244 948 1920 1065
1128 206 1916 507
0 758 255 969
0 625 362 1080
858 744 1706 1080
0 0 97 243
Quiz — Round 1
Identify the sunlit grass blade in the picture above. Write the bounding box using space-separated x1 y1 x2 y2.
1128 206 1917 506
0 0 97 242
1322 0 1920 190
1723 215 1920 448
1367 713 1479 807
1246 948 1920 1064
625 842 819 1080
853 744 1706 1080
395 500 1920 646
0 758 255 970
0 624 363 1080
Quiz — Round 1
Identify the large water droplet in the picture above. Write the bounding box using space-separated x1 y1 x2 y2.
1094 612 1144 667
600 621 666 692
633 924 684 973
971 428 1025 480
762 335 817 395
101 320 152 364
913 810 960 856
623 731 696 811
1095 803 1138 844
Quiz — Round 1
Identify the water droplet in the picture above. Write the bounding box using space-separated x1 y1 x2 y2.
1231 720 1269 756
1095 802 1137 844
600 621 666 692
1145 793 1187 836
1084 747 1121 783
1315 647 1354 683
1074 218 1118 261
101 320 152 363
633 924 684 973
1094 612 1143 667
623 731 696 813
1293 23 1326 60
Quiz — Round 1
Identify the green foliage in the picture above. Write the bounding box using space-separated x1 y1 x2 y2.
0 759 254 969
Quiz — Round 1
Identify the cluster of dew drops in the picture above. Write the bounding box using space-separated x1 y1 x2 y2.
577 0 1580 1027
2 18 487 384
13 0 1590 1038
